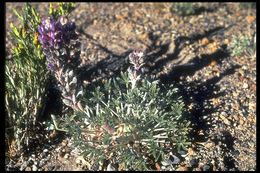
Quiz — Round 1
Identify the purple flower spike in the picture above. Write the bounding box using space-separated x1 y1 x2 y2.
38 16 78 52
38 15 81 71
129 50 144 70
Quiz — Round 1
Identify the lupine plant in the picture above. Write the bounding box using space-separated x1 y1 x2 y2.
23 3 191 170
50 50 191 170
38 15 83 117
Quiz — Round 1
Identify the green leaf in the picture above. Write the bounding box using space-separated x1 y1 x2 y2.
12 8 23 21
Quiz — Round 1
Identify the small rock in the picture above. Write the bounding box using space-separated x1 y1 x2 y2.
155 162 161 171
246 15 255 23
161 165 166 170
33 161 38 166
243 83 248 89
161 159 173 166
176 166 189 171
219 115 231 125
232 150 240 156
27 159 34 166
32 165 38 171
61 140 68 147
107 163 116 171
39 160 46 167
59 149 66 157
239 117 245 125
233 114 239 121
64 153 69 159
205 142 215 149
188 147 195 156
224 39 230 45
201 38 209 46
25 167 31 171
43 149 48 153
195 167 203 171
115 14 124 20
190 159 199 167
170 154 181 164
178 150 187 156
166 42 176 55
203 164 212 171
19 162 28 171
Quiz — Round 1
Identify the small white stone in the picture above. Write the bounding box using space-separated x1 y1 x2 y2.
32 165 38 171
243 83 248 89
64 153 69 159
107 163 116 171
161 159 173 166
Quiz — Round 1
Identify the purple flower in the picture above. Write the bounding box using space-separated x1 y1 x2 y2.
129 50 144 70
38 16 78 53
38 15 81 71
47 62 55 71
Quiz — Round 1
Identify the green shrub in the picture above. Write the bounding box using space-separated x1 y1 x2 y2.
239 2 255 9
229 34 255 57
54 51 191 170
171 3 197 16
5 2 76 155
5 3 48 152
49 2 76 19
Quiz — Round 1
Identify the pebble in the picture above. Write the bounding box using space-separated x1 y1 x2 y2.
194 167 203 171
161 159 173 166
161 165 166 170
19 162 28 171
170 154 181 164
219 114 231 125
205 142 215 149
25 167 32 171
59 149 66 157
33 161 38 166
64 153 69 159
239 117 245 125
5 3 256 172
32 165 38 171
243 83 248 89
232 150 240 157
190 159 199 167
201 38 209 46
107 163 116 171
176 166 189 171
203 164 211 171
177 150 187 157
188 148 195 156
39 160 46 167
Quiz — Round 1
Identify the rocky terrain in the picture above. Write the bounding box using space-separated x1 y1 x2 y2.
5 2 256 171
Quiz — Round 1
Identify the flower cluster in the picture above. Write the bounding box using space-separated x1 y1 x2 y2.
38 16 80 71
128 50 145 88
38 16 83 112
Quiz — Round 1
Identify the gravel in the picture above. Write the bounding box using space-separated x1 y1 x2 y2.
5 2 256 171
